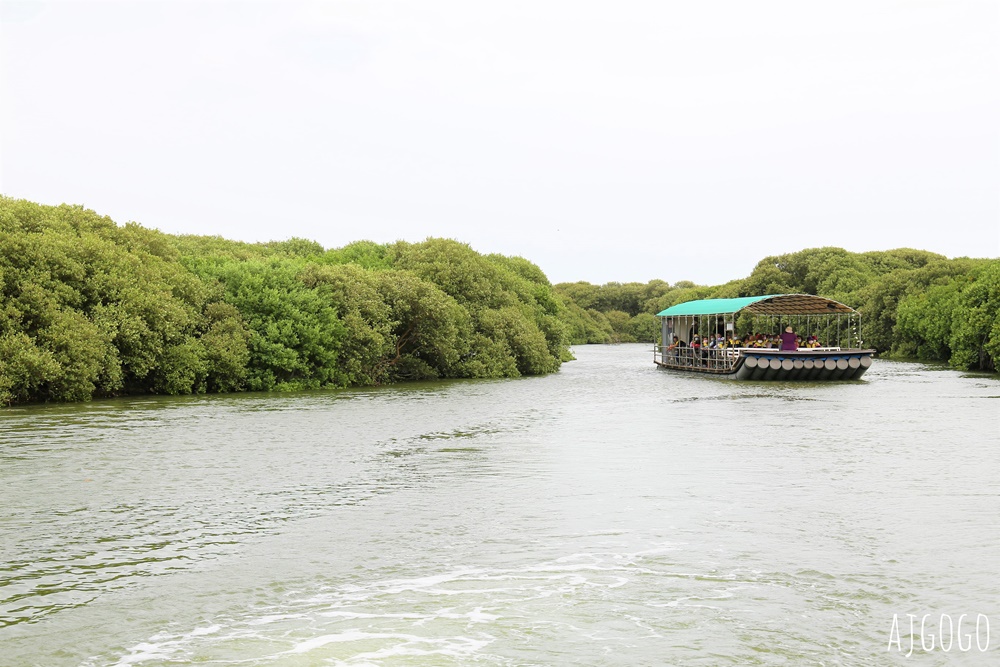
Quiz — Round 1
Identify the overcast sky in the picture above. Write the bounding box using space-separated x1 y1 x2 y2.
1 1 997 285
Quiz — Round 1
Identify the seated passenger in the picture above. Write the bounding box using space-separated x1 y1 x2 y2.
667 335 681 362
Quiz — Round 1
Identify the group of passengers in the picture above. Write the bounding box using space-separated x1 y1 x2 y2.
666 331 823 359
739 333 822 349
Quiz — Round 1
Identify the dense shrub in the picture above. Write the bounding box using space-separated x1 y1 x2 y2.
0 198 571 404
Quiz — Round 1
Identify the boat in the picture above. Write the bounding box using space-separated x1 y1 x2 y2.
653 294 874 380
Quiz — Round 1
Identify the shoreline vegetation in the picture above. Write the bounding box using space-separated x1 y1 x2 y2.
1 196 998 405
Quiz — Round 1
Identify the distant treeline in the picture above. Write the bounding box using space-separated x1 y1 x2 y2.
1 197 997 404
555 247 1000 372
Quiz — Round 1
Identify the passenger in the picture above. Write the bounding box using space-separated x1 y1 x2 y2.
667 335 680 361
779 326 798 351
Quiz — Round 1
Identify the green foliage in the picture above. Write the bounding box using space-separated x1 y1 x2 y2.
391 239 567 375
645 285 716 316
0 332 60 405
1 194 996 406
199 302 251 392
0 198 576 404
625 312 659 343
603 310 634 342
553 280 666 317
321 241 394 271
195 258 347 391
895 261 1000 370
554 296 612 344
0 199 216 402
374 269 471 381
551 247 998 373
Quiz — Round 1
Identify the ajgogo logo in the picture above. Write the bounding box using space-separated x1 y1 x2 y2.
888 613 991 656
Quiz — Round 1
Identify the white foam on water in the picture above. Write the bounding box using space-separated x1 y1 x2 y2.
318 610 428 620
290 629 389 652
246 613 308 625
319 634 495 666
288 629 490 654
109 642 173 666
88 546 689 666
98 624 225 666
467 606 500 623
371 568 488 594
189 623 221 636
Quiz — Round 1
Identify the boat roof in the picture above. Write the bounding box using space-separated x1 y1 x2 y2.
656 294 856 317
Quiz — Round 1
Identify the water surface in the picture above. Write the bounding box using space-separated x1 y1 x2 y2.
1 345 998 665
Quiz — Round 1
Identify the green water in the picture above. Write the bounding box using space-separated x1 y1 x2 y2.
1 345 998 665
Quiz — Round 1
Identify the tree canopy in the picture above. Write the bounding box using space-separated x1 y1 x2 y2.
554 246 999 371
1 196 996 405
0 198 570 404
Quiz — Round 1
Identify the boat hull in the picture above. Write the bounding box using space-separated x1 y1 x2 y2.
654 349 874 381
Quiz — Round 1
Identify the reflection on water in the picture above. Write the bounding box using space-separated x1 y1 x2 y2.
1 345 998 665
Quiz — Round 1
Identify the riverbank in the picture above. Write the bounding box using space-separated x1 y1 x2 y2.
2 196 997 407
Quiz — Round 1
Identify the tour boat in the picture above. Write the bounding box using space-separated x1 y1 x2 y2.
654 294 874 380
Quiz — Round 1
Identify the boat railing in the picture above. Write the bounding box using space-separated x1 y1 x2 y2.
652 344 849 372
653 344 741 372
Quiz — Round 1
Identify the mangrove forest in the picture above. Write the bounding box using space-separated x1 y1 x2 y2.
1 196 997 405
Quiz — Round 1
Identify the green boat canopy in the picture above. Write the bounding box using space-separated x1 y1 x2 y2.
656 294 856 317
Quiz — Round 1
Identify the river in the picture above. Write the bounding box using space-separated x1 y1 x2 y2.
1 344 998 666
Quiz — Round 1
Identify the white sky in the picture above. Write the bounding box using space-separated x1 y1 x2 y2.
1 1 998 285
